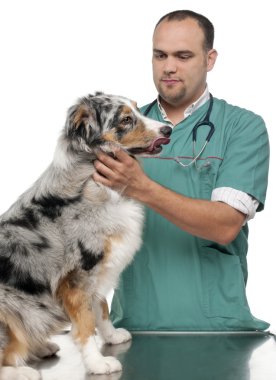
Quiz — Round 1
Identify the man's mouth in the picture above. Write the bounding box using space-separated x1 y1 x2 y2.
161 78 181 85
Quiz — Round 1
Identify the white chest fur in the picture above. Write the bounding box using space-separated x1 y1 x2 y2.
88 188 144 297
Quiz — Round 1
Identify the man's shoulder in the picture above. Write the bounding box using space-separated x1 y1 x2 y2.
139 101 156 115
139 104 148 114
213 97 265 125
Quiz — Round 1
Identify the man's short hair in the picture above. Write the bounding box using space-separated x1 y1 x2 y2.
155 10 215 51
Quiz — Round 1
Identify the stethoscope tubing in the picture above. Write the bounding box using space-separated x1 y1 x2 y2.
143 94 215 168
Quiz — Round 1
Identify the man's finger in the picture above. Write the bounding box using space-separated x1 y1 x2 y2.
96 151 122 170
92 171 111 187
113 148 132 163
94 159 116 179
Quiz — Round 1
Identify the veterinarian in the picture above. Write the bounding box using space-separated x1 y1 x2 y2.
93 10 270 331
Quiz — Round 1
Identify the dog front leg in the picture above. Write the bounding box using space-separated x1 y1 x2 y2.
57 279 122 375
94 296 132 345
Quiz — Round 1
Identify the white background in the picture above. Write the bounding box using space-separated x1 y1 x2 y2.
0 0 275 330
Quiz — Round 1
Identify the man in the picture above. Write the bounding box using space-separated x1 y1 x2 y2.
93 10 270 331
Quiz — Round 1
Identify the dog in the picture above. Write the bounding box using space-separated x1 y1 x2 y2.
0 92 171 379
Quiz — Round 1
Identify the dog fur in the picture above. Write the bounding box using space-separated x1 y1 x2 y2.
0 92 171 379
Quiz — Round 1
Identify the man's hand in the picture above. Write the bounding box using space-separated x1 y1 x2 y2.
92 149 245 244
92 149 151 199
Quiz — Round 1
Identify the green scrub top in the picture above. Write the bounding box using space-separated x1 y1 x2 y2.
110 97 270 331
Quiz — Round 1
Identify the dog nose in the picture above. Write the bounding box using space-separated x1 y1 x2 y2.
160 126 172 138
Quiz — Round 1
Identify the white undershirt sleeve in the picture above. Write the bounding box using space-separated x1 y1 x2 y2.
211 187 259 224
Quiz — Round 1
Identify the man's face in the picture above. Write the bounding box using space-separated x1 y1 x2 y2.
152 18 217 108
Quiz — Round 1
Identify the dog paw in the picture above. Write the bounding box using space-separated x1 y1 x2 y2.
0 366 41 380
104 328 132 345
37 341 60 358
87 356 122 375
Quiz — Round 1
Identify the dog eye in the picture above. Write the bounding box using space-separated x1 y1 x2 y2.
121 116 133 125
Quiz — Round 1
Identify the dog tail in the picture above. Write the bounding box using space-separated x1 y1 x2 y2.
0 286 68 365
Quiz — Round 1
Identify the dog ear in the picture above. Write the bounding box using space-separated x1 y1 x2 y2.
65 100 101 146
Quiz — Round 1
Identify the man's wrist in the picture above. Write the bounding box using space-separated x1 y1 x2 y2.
132 177 159 204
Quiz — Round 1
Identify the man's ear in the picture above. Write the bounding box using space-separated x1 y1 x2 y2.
207 49 218 72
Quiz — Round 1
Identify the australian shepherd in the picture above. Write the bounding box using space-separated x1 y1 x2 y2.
0 92 171 379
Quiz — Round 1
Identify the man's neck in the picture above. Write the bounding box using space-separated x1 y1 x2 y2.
158 87 210 126
160 102 186 125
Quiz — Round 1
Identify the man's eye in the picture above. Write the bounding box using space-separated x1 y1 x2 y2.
154 53 166 60
121 116 132 125
179 55 192 60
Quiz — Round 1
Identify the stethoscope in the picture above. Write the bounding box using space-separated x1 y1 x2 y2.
144 94 215 168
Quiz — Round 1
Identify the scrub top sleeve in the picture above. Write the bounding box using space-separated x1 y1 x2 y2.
215 112 269 211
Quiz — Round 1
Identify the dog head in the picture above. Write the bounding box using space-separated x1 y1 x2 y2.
65 92 171 157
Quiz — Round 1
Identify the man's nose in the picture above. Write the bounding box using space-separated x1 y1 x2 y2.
163 57 177 74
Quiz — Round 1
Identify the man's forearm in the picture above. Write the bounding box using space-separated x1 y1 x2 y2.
135 178 245 245
93 150 245 245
